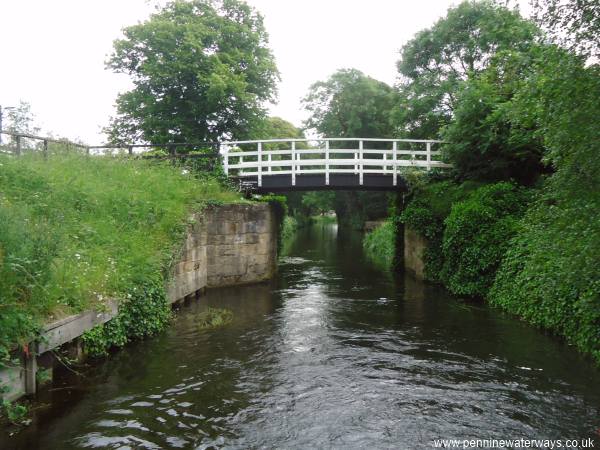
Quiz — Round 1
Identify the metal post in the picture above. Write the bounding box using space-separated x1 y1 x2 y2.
128 145 133 156
359 140 363 185
257 141 262 187
393 141 397 187
325 140 330 185
15 135 21 156
291 141 296 186
43 139 48 160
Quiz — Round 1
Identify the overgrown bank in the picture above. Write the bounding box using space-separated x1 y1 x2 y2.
0 152 241 363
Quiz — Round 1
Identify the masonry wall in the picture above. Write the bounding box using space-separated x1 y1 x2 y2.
166 203 277 302
404 227 427 280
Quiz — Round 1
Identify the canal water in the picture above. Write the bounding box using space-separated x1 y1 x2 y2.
3 224 600 449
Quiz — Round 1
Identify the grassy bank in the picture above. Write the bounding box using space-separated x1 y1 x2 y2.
363 220 397 270
0 151 240 361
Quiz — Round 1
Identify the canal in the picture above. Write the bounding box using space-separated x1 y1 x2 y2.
3 223 600 449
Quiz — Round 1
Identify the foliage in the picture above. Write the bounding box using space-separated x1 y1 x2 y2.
1 399 28 425
489 47 600 363
303 68 396 138
0 150 240 362
393 0 539 138
400 180 480 281
440 182 532 298
363 220 397 270
281 216 298 242
82 276 171 356
301 191 335 216
442 50 545 184
2 100 40 135
105 0 279 144
532 0 600 58
196 307 233 329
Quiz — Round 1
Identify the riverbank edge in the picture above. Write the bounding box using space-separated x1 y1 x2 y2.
0 202 278 405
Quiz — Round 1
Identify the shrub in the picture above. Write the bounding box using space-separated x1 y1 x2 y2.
363 220 397 270
400 180 480 281
441 182 532 298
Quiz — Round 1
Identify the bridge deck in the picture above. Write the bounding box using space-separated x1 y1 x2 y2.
235 173 407 192
221 138 451 192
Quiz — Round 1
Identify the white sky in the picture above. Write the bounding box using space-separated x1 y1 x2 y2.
0 0 531 144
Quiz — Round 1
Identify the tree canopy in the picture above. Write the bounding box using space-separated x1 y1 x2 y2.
302 68 396 138
105 0 279 144
393 0 539 138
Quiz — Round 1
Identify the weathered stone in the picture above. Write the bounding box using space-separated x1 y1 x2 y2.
404 227 427 280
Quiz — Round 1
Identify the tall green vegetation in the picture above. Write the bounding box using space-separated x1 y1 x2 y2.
489 47 600 363
392 1 600 363
0 151 239 361
393 0 539 138
363 220 397 270
105 0 279 144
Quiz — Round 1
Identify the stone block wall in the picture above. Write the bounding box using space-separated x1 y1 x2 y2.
404 227 427 280
166 203 277 302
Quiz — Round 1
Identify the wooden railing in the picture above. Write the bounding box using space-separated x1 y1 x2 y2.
221 138 451 187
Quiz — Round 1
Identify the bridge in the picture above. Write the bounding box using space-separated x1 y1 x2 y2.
221 138 451 192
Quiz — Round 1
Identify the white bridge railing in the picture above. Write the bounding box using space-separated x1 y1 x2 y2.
221 138 451 187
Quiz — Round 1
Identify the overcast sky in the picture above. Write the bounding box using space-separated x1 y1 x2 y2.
0 0 531 144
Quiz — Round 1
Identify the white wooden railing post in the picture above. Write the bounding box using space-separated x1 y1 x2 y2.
393 141 397 187
223 145 229 176
426 142 432 171
359 140 364 185
325 140 330 185
291 141 296 186
268 151 272 174
258 141 263 187
383 152 387 174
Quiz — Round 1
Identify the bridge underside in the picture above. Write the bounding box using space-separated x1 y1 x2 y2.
235 174 408 193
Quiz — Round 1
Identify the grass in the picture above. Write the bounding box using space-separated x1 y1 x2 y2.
0 149 241 360
363 220 397 270
196 307 233 329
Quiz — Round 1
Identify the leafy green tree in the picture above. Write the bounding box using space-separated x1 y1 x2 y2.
105 0 279 144
532 0 600 58
393 0 539 138
442 50 545 183
302 68 396 138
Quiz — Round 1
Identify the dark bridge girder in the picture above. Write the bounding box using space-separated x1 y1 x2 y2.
234 173 408 193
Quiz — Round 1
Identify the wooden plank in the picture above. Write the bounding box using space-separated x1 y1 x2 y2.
37 300 119 353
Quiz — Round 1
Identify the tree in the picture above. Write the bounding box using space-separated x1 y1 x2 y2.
105 0 279 144
301 191 335 216
393 0 539 138
442 50 546 184
532 0 600 58
302 69 396 228
302 68 396 138
3 101 39 135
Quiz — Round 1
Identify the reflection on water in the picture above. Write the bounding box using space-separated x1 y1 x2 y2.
3 224 600 449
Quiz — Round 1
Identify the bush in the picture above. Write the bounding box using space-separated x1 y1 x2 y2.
363 220 397 270
400 180 480 281
490 48 600 363
440 182 532 298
